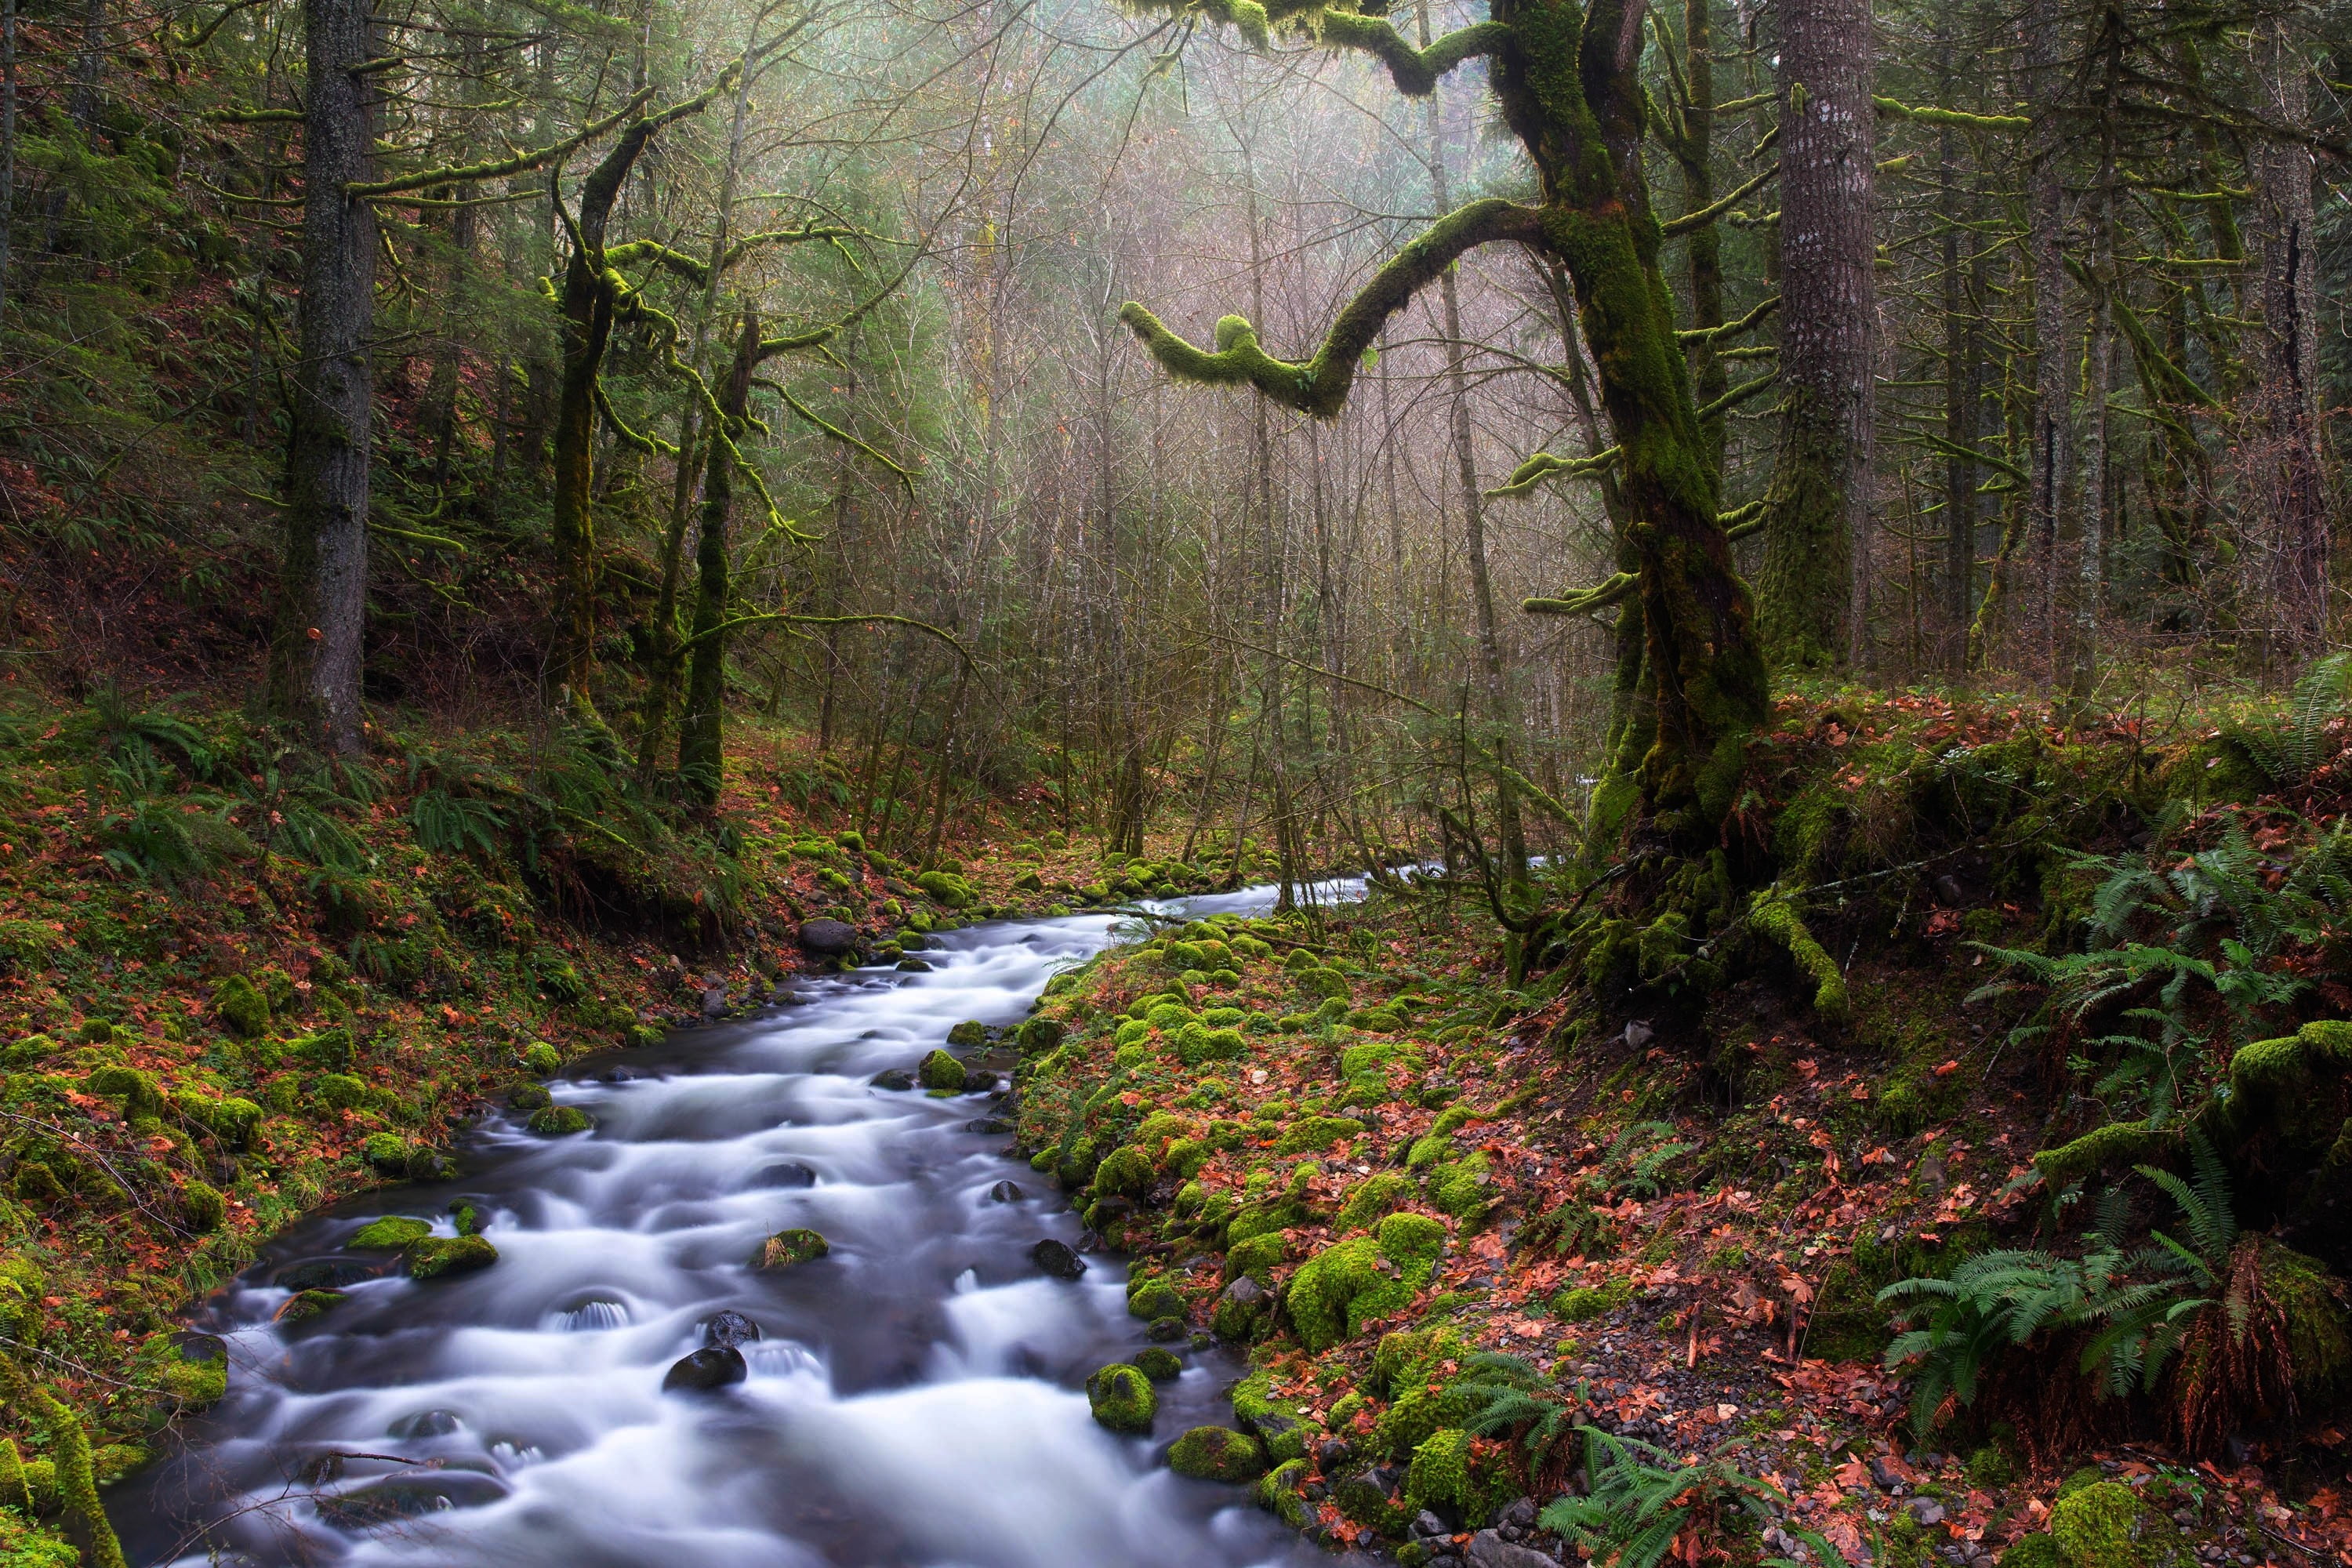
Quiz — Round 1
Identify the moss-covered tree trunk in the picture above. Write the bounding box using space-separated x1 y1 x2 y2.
677 311 761 805
268 0 379 754
1757 0 1875 670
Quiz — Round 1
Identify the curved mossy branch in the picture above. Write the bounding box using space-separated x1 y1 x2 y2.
349 86 654 198
1698 369 1779 423
1525 573 1635 617
1486 445 1619 499
1660 161 1778 237
1118 198 1542 419
604 225 874 290
593 381 676 456
2111 289 2222 411
1306 12 1511 96
676 610 978 666
1676 294 1777 342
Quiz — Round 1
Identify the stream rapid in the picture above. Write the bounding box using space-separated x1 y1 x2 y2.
116 886 1361 1568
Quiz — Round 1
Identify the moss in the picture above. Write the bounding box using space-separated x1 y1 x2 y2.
2033 1120 2179 1189
1298 967 1352 1001
1256 1457 1312 1527
1167 1425 1266 1482
1996 1537 2067 1568
1274 1116 1359 1156
528 1105 593 1135
1177 1024 1246 1065
946 1020 987 1049
2263 1239 2352 1403
1552 1276 1635 1322
753 1229 829 1269
33 1390 125 1568
361 1132 411 1174
521 1040 561 1075
211 974 270 1039
918 1049 967 1091
314 1073 369 1110
1128 1277 1185 1321
1087 1363 1158 1432
159 1348 227 1410
10 1163 61 1204
1340 1171 1413 1230
180 1180 225 1232
1403 1428 1505 1524
276 1288 345 1324
347 1215 434 1250
1135 1347 1182 1381
406 1235 498 1279
1428 1152 1493 1224
2048 1481 2150 1568
181 1094 262 1146
915 869 975 907
1226 1231 1286 1287
1406 1104 1474 1168
1287 1211 1446 1352
1750 891 1849 1021
85 1065 162 1120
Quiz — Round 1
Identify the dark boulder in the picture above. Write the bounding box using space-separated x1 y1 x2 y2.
662 1346 747 1393
752 1161 818 1189
1031 1238 1087 1279
797 918 859 956
985 1180 1025 1203
702 1310 761 1348
965 1118 1013 1135
870 1069 916 1091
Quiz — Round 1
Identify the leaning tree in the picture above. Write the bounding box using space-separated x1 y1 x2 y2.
1114 0 1771 858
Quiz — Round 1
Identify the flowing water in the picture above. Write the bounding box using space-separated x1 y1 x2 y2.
118 886 1367 1568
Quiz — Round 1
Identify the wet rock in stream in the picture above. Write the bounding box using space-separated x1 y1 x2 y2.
1030 1238 1087 1279
662 1346 748 1393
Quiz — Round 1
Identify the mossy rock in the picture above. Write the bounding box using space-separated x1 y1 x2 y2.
1298 967 1351 1001
180 1181 226 1232
314 1073 371 1111
1015 1018 1065 1054
1281 948 1321 974
1428 1152 1494 1225
1176 1024 1246 1066
946 1020 987 1048
1086 1363 1158 1432
1225 1231 1286 1289
528 1105 593 1135
290 1027 354 1073
1135 1346 1182 1381
10 1163 63 1203
1338 1172 1413 1231
521 1041 561 1075
1403 1427 1506 1525
361 1133 412 1175
918 1050 967 1091
348 1215 434 1250
406 1235 498 1279
1167 1425 1265 1483
158 1348 227 1410
90 1443 147 1487
1287 1212 1446 1352
1128 1278 1185 1321
507 1083 554 1110
180 1094 262 1147
1094 1145 1153 1199
1998 1536 2068 1568
1274 1116 1359 1156
86 1064 162 1119
2049 1480 2162 1568
1231 1370 1311 1463
277 1289 346 1325
1406 1105 1474 1169
915 870 975 908
753 1229 829 1269
1552 1276 1635 1323
212 974 270 1039
1256 1457 1311 1527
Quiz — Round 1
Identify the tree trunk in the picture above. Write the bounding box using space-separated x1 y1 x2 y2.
677 311 760 804
0 0 15 328
1758 0 1875 670
268 0 379 753
2249 13 2328 659
2024 0 2071 684
1420 6 1526 884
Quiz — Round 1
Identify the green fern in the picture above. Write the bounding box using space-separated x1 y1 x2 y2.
1538 1432 1782 1568
2223 650 2352 785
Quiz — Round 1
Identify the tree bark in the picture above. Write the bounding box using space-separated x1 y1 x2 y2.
677 311 760 804
1758 0 1875 670
2249 13 2328 659
268 0 379 753
2024 0 2071 684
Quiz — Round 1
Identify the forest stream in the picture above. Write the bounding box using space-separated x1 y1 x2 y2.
114 888 1363 1568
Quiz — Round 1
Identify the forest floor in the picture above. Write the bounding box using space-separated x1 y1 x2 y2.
0 683 2343 1566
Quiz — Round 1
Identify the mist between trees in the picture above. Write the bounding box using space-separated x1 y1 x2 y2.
0 0 2343 890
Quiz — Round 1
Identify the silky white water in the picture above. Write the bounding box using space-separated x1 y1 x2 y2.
118 887 1367 1568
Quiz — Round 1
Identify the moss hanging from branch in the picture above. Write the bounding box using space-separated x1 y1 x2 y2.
1749 890 1849 1021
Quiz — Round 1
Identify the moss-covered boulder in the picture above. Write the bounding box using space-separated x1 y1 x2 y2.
1086 1362 1158 1432
180 1181 225 1232
361 1133 412 1175
347 1216 434 1250
2048 1480 2160 1568
1403 1428 1506 1525
915 869 975 908
406 1236 498 1279
1231 1370 1310 1463
1127 1276 1185 1321
1287 1212 1446 1352
315 1073 370 1111
918 1049 967 1091
522 1040 561 1075
528 1105 593 1135
1134 1347 1183 1381
276 1289 346 1325
1167 1425 1265 1483
946 1020 987 1048
181 1094 263 1147
212 974 270 1038
753 1229 830 1269
1339 1171 1413 1231
1274 1115 1359 1156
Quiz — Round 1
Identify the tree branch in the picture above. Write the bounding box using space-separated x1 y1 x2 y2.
348 87 653 198
1117 197 1543 419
